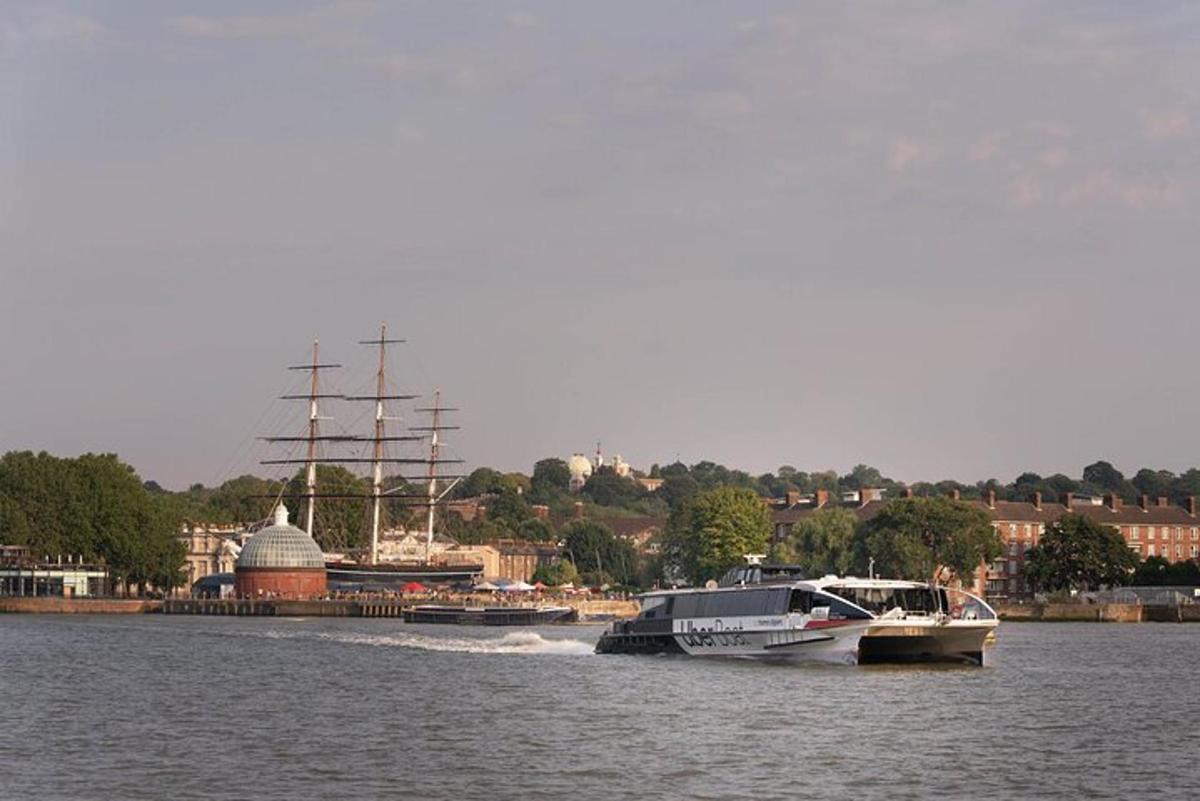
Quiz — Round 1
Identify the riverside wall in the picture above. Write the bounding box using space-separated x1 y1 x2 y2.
0 597 162 614
996 602 1200 622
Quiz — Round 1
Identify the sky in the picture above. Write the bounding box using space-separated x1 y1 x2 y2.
3 2 1200 490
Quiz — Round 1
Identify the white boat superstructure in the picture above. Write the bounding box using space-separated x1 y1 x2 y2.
595 581 876 664
808 576 999 665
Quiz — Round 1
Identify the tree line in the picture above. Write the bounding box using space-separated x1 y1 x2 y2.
5 449 1196 594
0 451 186 593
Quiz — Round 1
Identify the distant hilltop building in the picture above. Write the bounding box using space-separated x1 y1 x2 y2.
568 442 636 492
568 453 593 493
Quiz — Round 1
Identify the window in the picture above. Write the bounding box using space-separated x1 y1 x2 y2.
1176 527 1183 540
1176 545 1183 558
1148 527 1156 540
1024 524 1032 536
1192 545 1198 559
1192 528 1198 541
1130 527 1140 541
1008 560 1018 575
1009 523 1017 535
1008 542 1019 556
1148 544 1156 556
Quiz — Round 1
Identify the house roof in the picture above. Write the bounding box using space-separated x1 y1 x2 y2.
771 497 1200 528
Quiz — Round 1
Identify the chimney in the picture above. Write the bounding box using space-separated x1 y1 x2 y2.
1188 496 1197 517
814 489 830 508
1138 494 1149 511
948 488 961 501
1156 496 1169 508
573 501 584 521
902 487 914 499
985 489 996 509
1062 492 1073 509
785 490 801 507
1032 491 1043 511
1103 493 1120 511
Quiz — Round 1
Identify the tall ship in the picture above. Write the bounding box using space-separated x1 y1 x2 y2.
595 579 875 663
258 329 473 590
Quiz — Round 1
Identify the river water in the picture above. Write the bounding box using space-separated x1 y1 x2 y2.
1 615 1196 800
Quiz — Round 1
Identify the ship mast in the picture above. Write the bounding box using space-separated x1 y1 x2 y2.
411 391 461 564
343 325 419 565
268 340 350 537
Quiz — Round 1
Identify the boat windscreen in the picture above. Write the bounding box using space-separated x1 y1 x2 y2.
828 586 941 615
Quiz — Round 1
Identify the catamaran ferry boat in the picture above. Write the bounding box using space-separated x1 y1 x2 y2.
594 580 875 663
809 576 999 665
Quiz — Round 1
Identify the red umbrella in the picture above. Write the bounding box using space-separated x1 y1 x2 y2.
402 582 427 593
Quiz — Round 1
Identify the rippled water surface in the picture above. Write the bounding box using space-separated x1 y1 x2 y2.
2 615 1198 800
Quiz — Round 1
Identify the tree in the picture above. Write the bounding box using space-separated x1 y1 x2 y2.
1131 556 1200 586
840 464 884 490
1082 460 1126 492
582 470 640 508
531 559 579 586
1132 469 1174 500
562 520 636 585
285 465 370 552
0 451 187 595
486 487 531 531
530 458 571 500
517 517 555 543
663 486 772 584
774 508 858 577
855 497 1001 582
657 473 699 511
1023 514 1139 593
455 467 506 498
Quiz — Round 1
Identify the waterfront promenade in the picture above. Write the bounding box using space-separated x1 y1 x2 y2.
0 594 640 620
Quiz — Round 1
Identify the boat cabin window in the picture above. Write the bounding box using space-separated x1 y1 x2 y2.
828 586 941 615
640 595 668 620
671 588 787 618
788 589 812 614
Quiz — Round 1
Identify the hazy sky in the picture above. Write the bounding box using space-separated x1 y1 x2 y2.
3 2 1199 489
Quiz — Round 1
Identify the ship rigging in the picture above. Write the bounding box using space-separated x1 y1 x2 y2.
258 328 464 566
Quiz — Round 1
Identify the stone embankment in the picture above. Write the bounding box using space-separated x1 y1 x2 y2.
0 597 162 614
0 595 639 620
996 602 1200 622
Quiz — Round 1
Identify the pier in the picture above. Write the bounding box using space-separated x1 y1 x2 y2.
162 598 410 617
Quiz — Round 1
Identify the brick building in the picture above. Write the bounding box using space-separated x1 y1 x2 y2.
771 488 1200 600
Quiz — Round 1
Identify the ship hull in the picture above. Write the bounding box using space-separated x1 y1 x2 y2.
858 622 995 665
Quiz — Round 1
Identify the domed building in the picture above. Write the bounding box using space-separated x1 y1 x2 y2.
567 453 593 493
234 504 327 598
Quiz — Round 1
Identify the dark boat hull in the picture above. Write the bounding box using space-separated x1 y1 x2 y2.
594 630 684 655
402 605 576 625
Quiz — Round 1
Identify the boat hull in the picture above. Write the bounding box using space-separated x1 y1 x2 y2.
595 622 868 664
858 622 995 665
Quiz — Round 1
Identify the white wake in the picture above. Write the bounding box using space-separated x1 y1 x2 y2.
312 629 596 655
